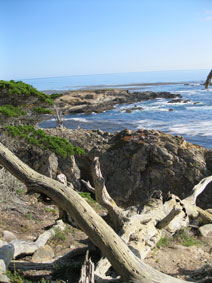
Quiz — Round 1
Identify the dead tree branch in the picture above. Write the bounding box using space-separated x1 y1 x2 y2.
204 69 212 89
1 142 211 282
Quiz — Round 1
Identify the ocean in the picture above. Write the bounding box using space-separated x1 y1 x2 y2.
23 69 212 149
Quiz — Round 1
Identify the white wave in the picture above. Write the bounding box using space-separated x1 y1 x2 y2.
47 118 56 121
177 90 199 94
168 121 212 137
136 119 168 128
64 117 90 123
135 119 212 138
185 105 212 111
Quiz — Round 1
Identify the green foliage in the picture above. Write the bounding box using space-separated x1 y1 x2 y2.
51 227 66 243
16 188 25 195
156 236 169 249
5 125 85 158
79 192 96 204
33 107 53 114
6 270 51 283
0 80 53 105
45 206 56 213
0 105 26 117
50 92 64 99
25 213 35 221
6 270 26 283
79 191 103 211
173 228 202 247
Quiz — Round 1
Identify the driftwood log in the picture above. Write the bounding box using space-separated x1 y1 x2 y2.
0 142 211 282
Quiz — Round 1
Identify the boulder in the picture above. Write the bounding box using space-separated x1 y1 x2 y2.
32 245 54 262
2 231 17 242
199 224 212 237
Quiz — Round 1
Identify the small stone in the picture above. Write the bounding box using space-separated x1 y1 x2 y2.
0 244 14 268
32 245 54 262
199 224 212 237
3 231 16 242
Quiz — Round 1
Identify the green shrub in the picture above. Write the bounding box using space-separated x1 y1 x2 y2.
0 80 53 105
50 92 64 99
5 125 85 158
0 105 26 117
33 107 53 114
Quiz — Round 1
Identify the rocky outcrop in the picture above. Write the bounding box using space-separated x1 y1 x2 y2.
4 128 211 209
1 128 212 208
88 129 211 209
54 89 182 114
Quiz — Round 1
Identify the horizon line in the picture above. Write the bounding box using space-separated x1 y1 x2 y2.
20 68 211 81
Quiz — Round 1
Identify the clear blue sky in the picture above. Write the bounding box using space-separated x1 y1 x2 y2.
1 0 212 80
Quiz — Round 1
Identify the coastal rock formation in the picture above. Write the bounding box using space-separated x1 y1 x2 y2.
54 89 182 114
2 128 212 209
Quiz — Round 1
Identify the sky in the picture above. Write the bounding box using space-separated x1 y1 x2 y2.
1 0 212 80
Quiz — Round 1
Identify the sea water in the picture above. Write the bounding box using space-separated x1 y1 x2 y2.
23 69 212 149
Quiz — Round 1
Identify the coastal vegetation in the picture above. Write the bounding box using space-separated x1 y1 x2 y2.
0 80 53 105
32 106 53 114
5 125 85 158
0 104 26 117
50 92 64 99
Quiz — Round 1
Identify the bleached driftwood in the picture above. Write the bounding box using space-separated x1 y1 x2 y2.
0 220 66 282
54 106 64 128
79 251 94 283
91 157 212 281
0 142 211 282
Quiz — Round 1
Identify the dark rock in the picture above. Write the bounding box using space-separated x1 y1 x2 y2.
168 99 183 103
54 89 182 115
41 128 212 209
2 128 212 209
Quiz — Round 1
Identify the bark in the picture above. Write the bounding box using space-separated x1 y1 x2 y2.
204 69 212 89
79 251 94 283
91 157 127 230
1 142 211 282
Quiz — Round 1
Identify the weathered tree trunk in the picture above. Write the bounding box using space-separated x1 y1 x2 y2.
0 142 211 282
204 69 212 89
79 251 94 283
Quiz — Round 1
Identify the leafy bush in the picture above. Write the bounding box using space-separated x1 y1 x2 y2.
33 107 53 114
0 80 53 105
0 105 26 117
50 92 64 99
5 125 85 158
